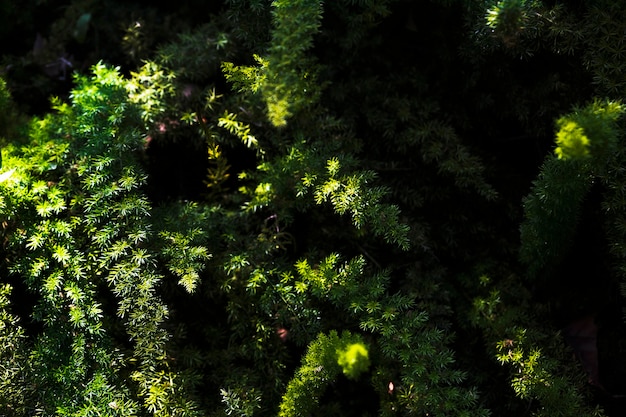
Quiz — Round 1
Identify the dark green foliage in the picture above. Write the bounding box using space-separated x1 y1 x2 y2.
520 101 624 277
0 284 30 415
520 156 594 276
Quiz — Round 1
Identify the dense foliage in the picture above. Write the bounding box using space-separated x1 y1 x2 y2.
1 0 626 416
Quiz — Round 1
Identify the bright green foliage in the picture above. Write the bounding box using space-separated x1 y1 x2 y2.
337 341 370 379
469 273 605 417
554 101 623 161
222 55 268 95
237 134 411 249
127 61 177 123
222 0 324 126
153 202 212 293
218 111 259 150
486 0 528 44
0 64 210 416
1 67 141 415
220 385 262 417
278 331 369 417
521 100 624 276
280 254 489 416
262 0 323 126
555 120 590 160
486 0 526 28
309 159 411 250
495 330 586 413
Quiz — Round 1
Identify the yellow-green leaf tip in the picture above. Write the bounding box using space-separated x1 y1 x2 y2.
337 342 370 379
554 120 590 160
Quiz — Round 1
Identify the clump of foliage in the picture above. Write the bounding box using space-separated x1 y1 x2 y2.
0 63 208 416
278 330 370 417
